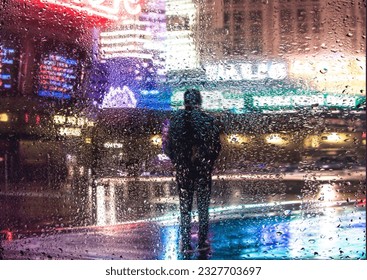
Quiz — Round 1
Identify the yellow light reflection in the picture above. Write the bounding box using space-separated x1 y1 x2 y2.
265 134 289 145
321 132 349 143
326 133 340 142
304 135 320 148
227 134 249 145
0 113 9 122
58 127 81 137
151 135 162 146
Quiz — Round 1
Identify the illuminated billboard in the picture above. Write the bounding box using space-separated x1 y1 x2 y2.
170 85 366 113
37 52 80 99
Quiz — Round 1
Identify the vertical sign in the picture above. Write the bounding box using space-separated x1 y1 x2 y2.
0 44 17 92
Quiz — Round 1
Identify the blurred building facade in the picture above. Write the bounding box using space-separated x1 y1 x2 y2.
196 0 366 94
1 0 366 188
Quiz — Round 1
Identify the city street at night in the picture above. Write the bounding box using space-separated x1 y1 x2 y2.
1 0 366 267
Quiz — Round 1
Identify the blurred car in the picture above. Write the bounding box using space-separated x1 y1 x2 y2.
311 156 362 171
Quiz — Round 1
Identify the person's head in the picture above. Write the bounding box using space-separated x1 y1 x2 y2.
184 89 202 110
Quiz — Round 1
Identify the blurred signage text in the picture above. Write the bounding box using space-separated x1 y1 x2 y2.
204 61 287 81
53 115 95 127
171 90 365 113
0 45 16 91
37 53 79 99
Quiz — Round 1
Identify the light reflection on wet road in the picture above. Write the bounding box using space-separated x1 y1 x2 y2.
3 205 365 260
160 206 366 260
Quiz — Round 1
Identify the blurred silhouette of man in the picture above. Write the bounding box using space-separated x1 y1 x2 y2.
163 89 221 258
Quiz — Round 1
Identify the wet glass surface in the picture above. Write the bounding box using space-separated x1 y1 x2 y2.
0 0 366 260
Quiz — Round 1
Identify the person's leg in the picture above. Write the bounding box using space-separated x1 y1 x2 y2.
197 170 212 249
177 170 194 253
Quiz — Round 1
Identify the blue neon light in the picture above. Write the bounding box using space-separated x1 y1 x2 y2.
38 90 71 99
0 74 11 80
1 59 13 64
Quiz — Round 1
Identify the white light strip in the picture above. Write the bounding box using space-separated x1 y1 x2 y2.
101 52 153 59
100 37 152 45
96 171 366 184
91 199 357 228
100 45 140 52
100 30 152 37
102 52 153 59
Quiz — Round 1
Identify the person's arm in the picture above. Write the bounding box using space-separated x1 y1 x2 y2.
162 119 172 158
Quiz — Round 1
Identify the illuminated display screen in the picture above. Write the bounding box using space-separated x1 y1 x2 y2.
37 53 79 99
0 44 17 92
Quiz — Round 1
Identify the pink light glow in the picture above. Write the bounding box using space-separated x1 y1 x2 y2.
38 0 142 20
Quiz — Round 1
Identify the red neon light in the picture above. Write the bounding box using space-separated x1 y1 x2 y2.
0 230 13 241
362 132 366 138
39 0 142 20
24 113 29 123
36 114 41 125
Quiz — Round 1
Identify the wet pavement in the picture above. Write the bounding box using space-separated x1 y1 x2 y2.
1 170 365 260
1 202 365 260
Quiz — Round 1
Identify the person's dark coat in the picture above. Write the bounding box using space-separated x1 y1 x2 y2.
163 109 221 171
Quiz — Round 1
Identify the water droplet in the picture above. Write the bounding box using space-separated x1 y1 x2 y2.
320 68 328 74
347 32 353 37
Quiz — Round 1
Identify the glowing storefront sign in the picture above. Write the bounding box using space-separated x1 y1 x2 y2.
171 90 245 113
53 115 95 127
40 0 142 20
104 142 124 148
253 95 360 108
59 127 82 137
205 62 287 81
171 89 364 113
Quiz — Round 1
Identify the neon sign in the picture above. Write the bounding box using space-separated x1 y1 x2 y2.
101 86 137 108
204 61 287 81
40 0 142 20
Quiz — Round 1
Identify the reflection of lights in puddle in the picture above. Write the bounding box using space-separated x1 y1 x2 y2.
162 227 179 260
96 185 117 226
318 183 338 206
